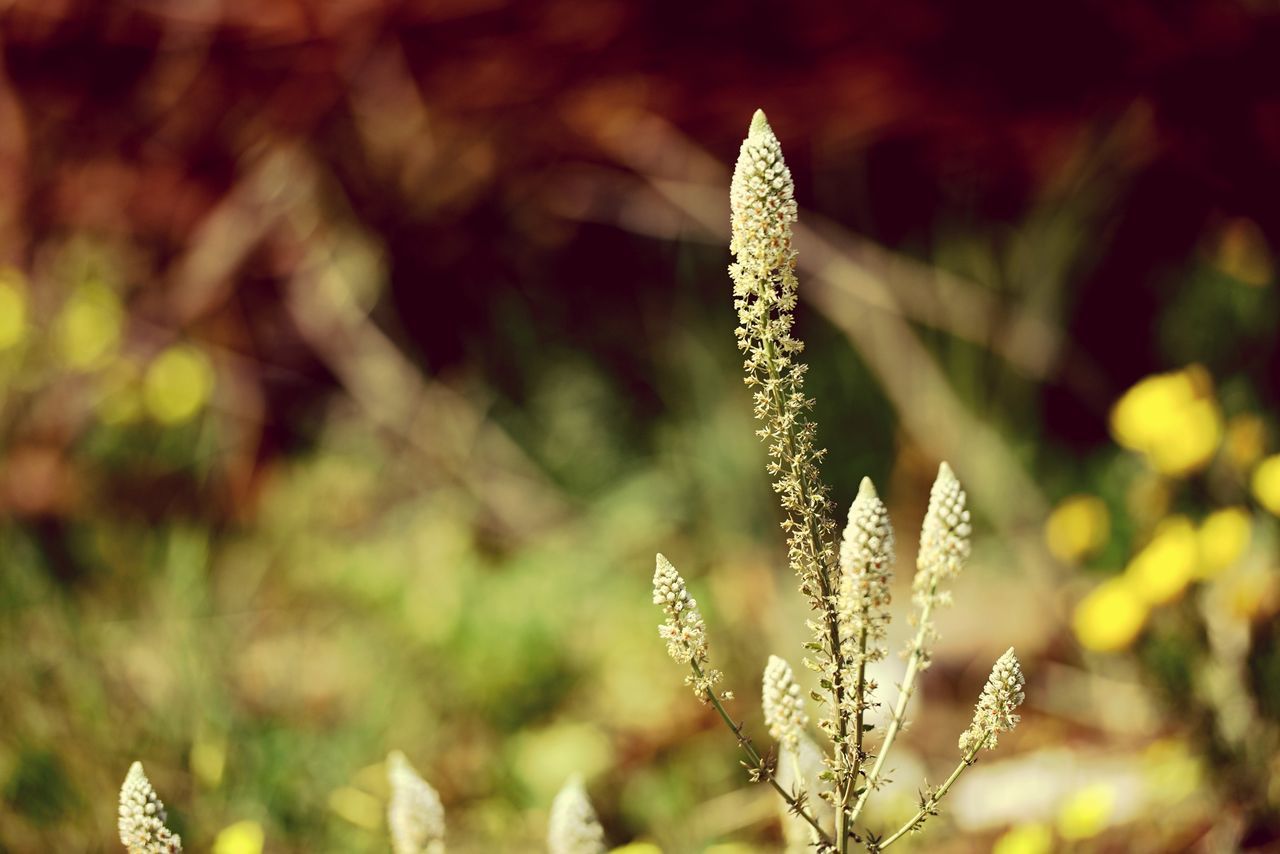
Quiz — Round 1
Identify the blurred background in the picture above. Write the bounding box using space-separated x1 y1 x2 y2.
2 1 1280 851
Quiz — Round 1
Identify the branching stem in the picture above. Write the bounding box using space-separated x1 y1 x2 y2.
848 585 938 827
691 660 834 848
873 731 989 851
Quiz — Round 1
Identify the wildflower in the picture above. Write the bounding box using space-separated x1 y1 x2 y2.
1073 577 1148 653
1253 454 1280 516
118 761 183 853
652 554 708 664
547 776 606 854
914 462 971 602
652 554 720 697
730 110 835 601
1044 494 1109 564
762 655 809 749
959 648 1025 753
1196 507 1252 579
730 109 798 273
839 476 895 659
386 751 445 854
1124 516 1197 605
1110 366 1222 476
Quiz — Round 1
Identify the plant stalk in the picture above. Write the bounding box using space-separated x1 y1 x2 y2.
691 660 834 848
848 587 937 827
874 731 989 850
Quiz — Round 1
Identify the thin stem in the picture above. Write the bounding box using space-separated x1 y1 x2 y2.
759 331 850 827
874 732 989 851
848 588 937 827
841 625 870 854
691 660 834 848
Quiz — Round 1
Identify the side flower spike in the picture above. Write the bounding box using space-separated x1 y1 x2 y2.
762 655 809 749
118 761 182 853
914 462 972 594
386 751 446 854
547 775 607 854
959 648 1025 753
653 554 722 697
839 476 896 656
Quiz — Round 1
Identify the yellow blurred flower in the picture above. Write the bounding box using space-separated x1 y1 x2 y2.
1057 783 1115 840
1196 508 1251 579
143 344 215 425
1045 495 1110 563
0 268 28 350
55 280 124 369
213 820 264 854
609 844 663 854
1073 577 1148 653
1223 413 1267 471
993 822 1053 854
1125 516 1198 605
1253 454 1280 517
1110 367 1222 476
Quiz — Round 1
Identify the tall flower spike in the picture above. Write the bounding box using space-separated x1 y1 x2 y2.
839 476 896 657
547 775 607 854
730 109 798 272
386 751 446 854
914 462 971 605
762 655 809 749
959 648 1025 753
118 761 183 853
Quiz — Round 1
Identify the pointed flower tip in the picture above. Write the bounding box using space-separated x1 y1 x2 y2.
938 460 954 478
749 108 770 137
857 476 878 499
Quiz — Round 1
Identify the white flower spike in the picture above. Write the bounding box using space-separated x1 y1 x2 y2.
387 751 446 854
959 648 1026 754
762 655 809 749
118 761 182 854
547 775 606 854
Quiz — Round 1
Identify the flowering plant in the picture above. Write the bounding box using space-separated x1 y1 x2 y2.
652 110 1026 852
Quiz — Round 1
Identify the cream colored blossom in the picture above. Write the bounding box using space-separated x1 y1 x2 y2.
959 648 1025 753
547 775 606 854
914 462 971 604
386 751 445 854
730 109 798 273
653 553 708 665
118 762 182 854
840 476 896 658
762 655 809 749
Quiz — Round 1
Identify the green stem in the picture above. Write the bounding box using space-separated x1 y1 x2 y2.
848 588 937 828
874 732 989 851
691 661 834 848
